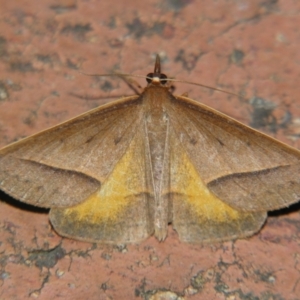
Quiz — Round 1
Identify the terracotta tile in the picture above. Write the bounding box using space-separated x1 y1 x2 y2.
1 0 300 299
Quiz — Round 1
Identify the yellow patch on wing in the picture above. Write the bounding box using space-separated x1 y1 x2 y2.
171 147 245 222
62 137 145 224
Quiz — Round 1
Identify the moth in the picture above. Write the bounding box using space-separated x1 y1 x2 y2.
0 55 300 244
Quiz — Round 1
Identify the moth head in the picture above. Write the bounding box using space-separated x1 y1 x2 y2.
146 72 168 86
146 54 168 86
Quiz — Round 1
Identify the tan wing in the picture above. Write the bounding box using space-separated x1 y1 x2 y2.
168 126 266 243
50 123 154 243
167 95 300 212
0 95 143 207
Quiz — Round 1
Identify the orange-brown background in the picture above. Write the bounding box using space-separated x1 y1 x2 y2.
0 0 300 299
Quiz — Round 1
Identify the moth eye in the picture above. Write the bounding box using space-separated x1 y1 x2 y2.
146 73 154 84
159 73 168 85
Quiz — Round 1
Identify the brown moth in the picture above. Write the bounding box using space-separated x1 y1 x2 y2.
1 55 300 244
